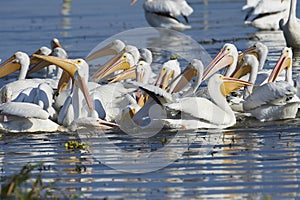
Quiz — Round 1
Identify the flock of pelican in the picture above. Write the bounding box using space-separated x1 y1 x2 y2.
0 0 300 133
0 35 299 133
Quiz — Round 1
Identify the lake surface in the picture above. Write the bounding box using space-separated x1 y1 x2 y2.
1 0 300 199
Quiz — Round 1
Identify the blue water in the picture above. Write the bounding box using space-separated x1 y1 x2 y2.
0 0 300 199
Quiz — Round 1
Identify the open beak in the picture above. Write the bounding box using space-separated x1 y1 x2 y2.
167 64 197 93
32 54 94 112
268 50 291 83
108 66 137 83
221 76 252 97
85 42 123 62
130 0 138 6
92 52 131 82
202 48 234 81
0 55 21 78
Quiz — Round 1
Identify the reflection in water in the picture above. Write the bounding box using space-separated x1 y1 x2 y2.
60 0 72 37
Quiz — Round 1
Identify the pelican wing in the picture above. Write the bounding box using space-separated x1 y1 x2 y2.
0 102 50 119
243 82 297 111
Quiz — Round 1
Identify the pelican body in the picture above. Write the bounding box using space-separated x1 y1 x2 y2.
130 0 193 31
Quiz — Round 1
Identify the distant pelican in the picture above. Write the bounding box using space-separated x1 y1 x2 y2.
244 0 290 30
243 47 300 121
130 0 193 31
280 0 300 49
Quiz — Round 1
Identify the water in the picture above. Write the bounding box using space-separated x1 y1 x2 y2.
1 0 300 199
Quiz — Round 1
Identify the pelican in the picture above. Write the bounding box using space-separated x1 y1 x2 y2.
244 0 290 30
228 54 259 112
130 0 193 31
32 55 96 124
280 0 300 49
243 47 300 121
0 52 58 102
162 74 252 130
33 54 119 130
202 43 239 82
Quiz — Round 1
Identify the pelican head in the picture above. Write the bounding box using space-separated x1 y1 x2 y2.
85 40 125 62
167 59 204 94
268 47 293 84
202 43 238 81
51 38 63 50
32 54 94 112
0 52 30 80
154 58 181 90
232 54 259 80
29 46 52 65
92 52 135 82
242 42 268 70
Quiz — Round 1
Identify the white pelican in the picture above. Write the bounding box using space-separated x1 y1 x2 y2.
32 55 96 125
33 54 119 130
162 74 252 130
228 54 259 112
130 0 193 31
280 0 300 49
202 43 239 82
0 52 58 103
244 0 290 30
232 54 259 97
243 47 300 121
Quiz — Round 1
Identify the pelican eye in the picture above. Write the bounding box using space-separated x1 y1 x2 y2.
122 55 127 59
76 59 82 64
286 50 289 53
